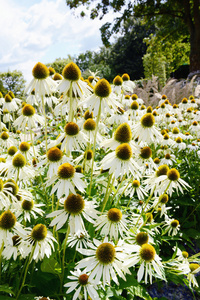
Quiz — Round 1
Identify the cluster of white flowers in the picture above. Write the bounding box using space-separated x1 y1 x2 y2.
0 62 199 299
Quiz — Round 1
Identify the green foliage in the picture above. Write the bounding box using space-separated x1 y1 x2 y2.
143 33 190 85
0 70 26 97
46 56 75 75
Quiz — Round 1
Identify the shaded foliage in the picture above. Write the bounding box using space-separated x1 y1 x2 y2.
0 70 26 98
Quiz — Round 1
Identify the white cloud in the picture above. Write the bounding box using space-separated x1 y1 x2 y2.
0 0 115 81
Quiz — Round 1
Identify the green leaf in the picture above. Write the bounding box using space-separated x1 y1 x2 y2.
18 294 36 300
41 256 61 274
0 285 15 295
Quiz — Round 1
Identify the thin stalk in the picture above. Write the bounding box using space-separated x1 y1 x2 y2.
0 241 4 282
111 174 126 207
101 175 115 212
88 102 101 196
16 243 36 300
68 82 73 122
60 225 70 293
41 95 48 153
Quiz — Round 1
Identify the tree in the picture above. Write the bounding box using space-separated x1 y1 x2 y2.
46 56 74 74
66 0 200 74
0 70 26 98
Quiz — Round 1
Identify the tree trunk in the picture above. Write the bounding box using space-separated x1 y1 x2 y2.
189 27 200 74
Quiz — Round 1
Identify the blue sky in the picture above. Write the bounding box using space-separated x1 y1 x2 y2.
0 0 115 81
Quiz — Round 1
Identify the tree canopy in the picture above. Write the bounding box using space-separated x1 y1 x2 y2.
0 70 26 98
66 0 200 74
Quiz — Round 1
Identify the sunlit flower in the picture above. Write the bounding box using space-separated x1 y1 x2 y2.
67 230 91 250
46 163 86 198
14 104 44 131
47 193 98 234
95 208 129 240
77 238 130 286
64 269 100 300
124 243 166 284
162 218 180 236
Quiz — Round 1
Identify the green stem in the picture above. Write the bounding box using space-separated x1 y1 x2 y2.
41 95 48 153
16 243 36 300
0 242 4 283
89 102 102 196
60 225 70 293
112 174 126 207
68 82 73 122
101 175 115 212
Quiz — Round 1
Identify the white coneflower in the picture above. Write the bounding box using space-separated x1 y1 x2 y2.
124 243 166 284
12 198 44 222
25 62 57 97
57 62 92 98
77 237 129 286
107 107 129 126
187 263 200 288
162 218 180 236
160 153 176 166
81 78 121 117
0 210 26 247
46 163 86 198
121 73 136 93
37 146 70 178
125 179 148 200
47 193 98 234
24 224 56 262
67 230 90 250
64 269 100 300
0 131 16 151
2 234 27 260
52 122 88 153
101 122 138 153
3 94 18 112
132 113 163 144
100 143 141 180
0 153 35 184
14 104 44 131
95 208 129 240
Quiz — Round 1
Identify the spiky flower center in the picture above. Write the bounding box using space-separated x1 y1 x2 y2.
19 142 30 152
8 146 18 156
147 106 153 113
22 199 34 211
162 94 167 99
122 73 130 81
47 147 63 162
113 75 123 86
161 103 166 108
182 251 189 258
159 194 168 204
140 113 155 128
22 104 35 116
131 101 139 110
64 194 85 214
154 157 160 164
192 121 198 126
5 94 12 103
94 79 111 98
84 110 93 120
62 62 81 81
53 73 62 81
140 244 156 262
48 67 55 75
84 150 93 160
140 146 152 159
1 132 9 140
4 179 19 195
156 164 169 177
64 122 79 136
165 153 171 159
170 219 179 228
32 62 49 79
175 137 182 143
132 179 140 188
12 153 26 168
0 210 16 230
78 274 89 285
31 224 47 241
96 243 116 264
115 143 132 160
83 118 96 131
136 232 149 245
107 208 122 222
182 97 188 103
172 127 179 134
114 123 132 143
57 163 75 179
167 168 180 181
189 263 199 272
12 235 21 246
